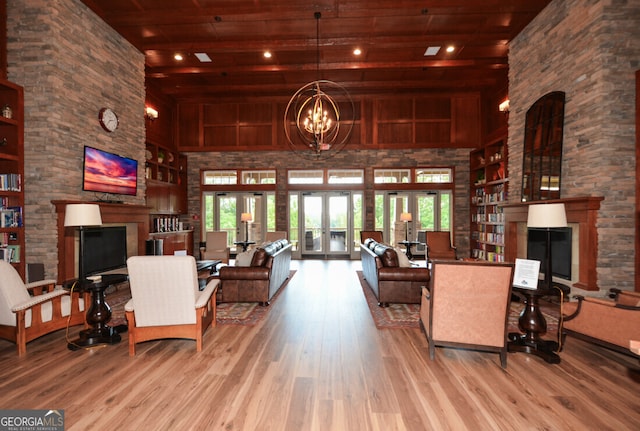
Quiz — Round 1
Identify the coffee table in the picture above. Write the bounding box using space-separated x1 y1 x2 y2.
196 260 221 290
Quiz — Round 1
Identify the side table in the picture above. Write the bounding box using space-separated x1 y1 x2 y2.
398 240 421 260
508 285 561 364
67 273 128 351
234 240 255 252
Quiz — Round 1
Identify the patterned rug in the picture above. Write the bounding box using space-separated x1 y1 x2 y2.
356 270 560 335
106 270 296 327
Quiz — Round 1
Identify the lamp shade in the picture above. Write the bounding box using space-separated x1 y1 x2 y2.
64 204 103 227
527 203 567 228
400 212 412 222
241 212 253 222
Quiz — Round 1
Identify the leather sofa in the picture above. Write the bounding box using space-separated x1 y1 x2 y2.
360 238 430 307
219 239 292 306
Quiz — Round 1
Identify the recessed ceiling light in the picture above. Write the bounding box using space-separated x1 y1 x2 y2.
195 53 212 62
174 53 184 61
263 51 272 59
446 46 455 53
424 46 440 56
353 48 362 56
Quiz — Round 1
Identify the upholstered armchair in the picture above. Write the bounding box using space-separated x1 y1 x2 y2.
0 261 86 356
563 288 640 357
200 231 230 263
265 231 288 242
420 260 514 368
125 255 219 356
360 230 383 244
425 231 457 260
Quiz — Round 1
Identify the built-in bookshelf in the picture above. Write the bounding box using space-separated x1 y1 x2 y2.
0 78 25 278
470 129 508 262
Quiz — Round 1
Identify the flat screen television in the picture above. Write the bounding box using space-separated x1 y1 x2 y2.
82 226 128 276
83 146 138 197
527 227 572 280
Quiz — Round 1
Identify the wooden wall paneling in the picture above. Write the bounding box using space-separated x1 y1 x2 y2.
451 94 481 147
177 104 201 148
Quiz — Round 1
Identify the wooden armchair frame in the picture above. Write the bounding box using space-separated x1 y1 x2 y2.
0 261 86 356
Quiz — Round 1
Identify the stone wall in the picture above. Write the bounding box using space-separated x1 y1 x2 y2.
185 147 472 255
6 0 145 279
509 0 640 289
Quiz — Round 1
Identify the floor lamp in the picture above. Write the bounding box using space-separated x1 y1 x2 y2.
64 203 103 283
527 203 567 290
241 212 252 242
400 212 412 242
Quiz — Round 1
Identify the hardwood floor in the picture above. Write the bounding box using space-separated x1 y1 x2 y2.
1 260 639 430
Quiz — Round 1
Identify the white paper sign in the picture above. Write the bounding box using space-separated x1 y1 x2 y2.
513 258 541 290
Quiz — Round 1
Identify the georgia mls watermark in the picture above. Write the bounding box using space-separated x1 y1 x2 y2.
0 410 64 431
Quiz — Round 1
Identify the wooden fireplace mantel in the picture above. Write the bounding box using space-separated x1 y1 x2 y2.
52 200 150 284
501 196 604 291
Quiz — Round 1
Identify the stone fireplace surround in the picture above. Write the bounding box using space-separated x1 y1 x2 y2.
53 200 150 284
502 196 604 291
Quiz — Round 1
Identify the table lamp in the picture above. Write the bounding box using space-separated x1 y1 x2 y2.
527 203 567 290
241 212 252 241
400 212 412 242
64 204 103 282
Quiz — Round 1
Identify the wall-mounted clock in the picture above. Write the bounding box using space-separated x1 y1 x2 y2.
98 107 119 132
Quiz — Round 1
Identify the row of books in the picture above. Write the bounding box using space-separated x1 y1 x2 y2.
471 248 505 262
0 244 20 263
0 173 22 191
471 211 505 223
0 206 22 227
475 232 504 245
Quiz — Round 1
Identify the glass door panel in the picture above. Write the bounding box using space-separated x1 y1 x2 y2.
302 194 323 253
328 194 348 252
217 194 237 246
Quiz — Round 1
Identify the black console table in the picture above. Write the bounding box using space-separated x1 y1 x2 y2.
66 273 128 351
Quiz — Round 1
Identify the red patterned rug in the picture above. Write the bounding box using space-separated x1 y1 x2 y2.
356 271 560 335
107 270 296 327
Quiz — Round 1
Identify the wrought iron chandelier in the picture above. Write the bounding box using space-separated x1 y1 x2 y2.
284 12 354 159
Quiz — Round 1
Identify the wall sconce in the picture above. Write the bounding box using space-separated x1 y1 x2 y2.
499 99 510 113
145 106 159 121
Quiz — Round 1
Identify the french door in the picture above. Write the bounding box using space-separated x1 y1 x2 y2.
295 191 360 258
202 192 274 249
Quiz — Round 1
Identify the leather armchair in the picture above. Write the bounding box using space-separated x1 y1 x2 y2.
125 255 219 355
563 288 640 357
425 231 457 260
420 260 514 368
0 260 86 356
360 230 383 244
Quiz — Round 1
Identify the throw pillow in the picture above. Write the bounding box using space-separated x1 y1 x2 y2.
395 247 412 267
235 248 256 267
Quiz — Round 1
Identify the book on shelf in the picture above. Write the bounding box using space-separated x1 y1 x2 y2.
0 173 22 192
0 207 22 227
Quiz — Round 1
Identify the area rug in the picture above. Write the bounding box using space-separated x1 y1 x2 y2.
357 271 421 329
106 270 296 327
356 270 560 334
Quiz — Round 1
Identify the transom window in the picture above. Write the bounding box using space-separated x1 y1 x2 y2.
203 170 237 185
374 169 411 183
242 170 276 184
288 170 324 184
328 169 364 184
415 168 452 183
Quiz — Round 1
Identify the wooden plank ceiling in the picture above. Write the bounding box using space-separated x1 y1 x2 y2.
80 0 551 102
